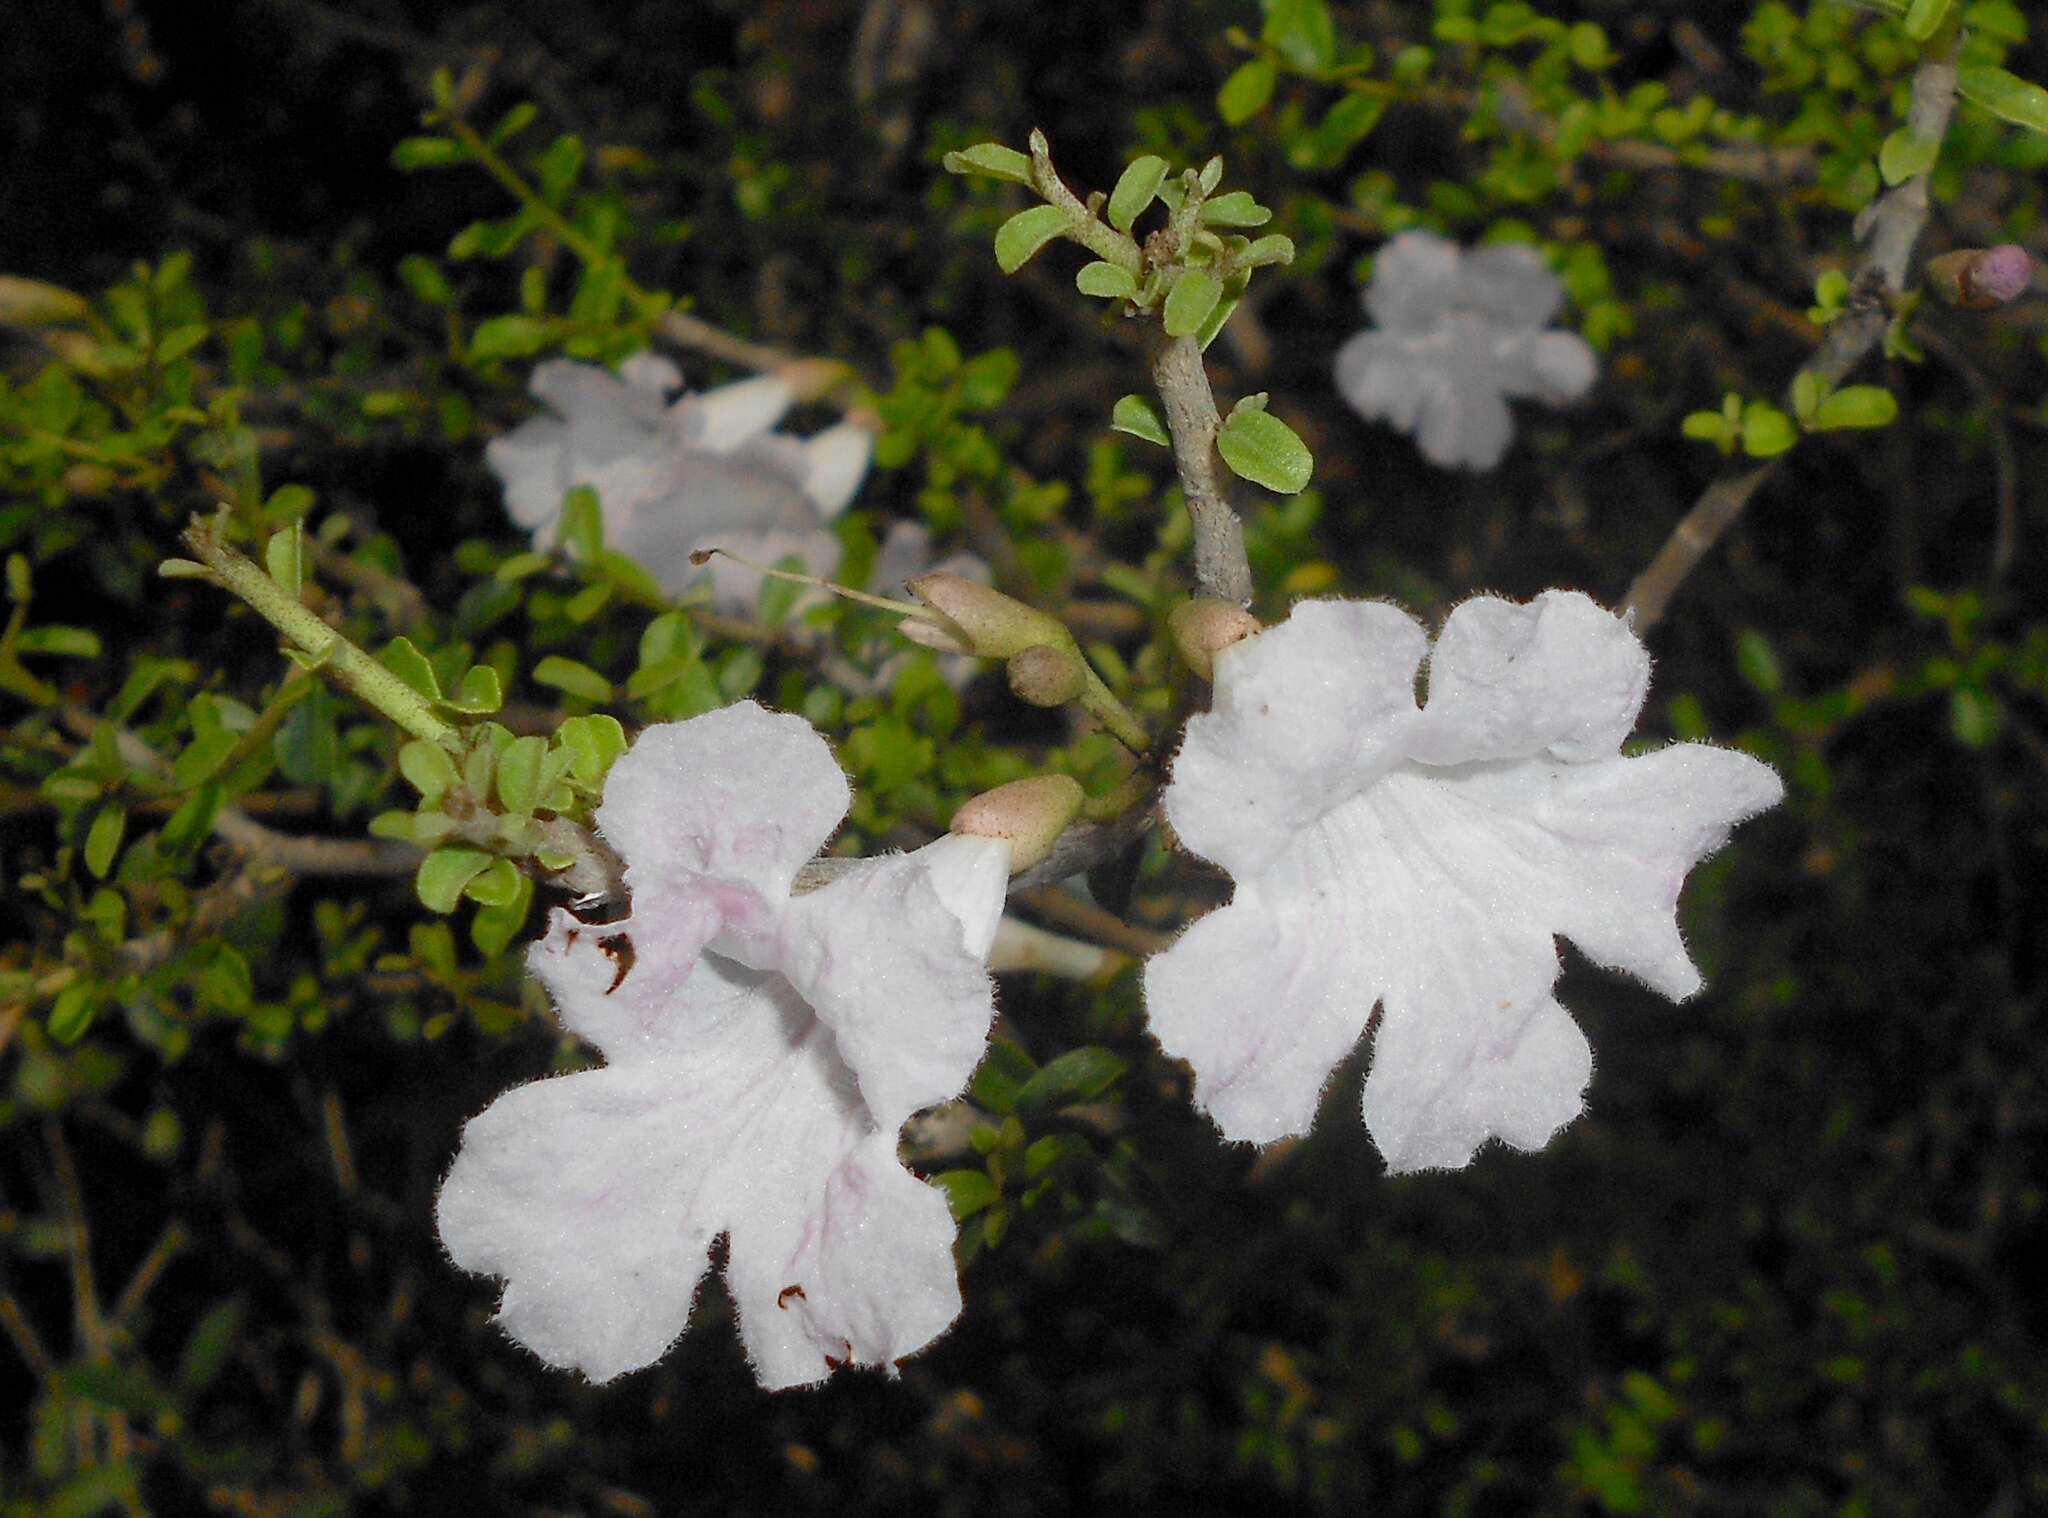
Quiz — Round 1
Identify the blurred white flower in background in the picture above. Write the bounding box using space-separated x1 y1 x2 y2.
485 354 870 613
1143 591 1781 1173
1334 231 1597 471
437 702 1010 1385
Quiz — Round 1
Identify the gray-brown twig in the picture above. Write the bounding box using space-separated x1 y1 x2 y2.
1621 38 1961 633
1150 334 1254 606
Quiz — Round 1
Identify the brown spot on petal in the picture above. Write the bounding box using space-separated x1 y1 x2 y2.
597 933 634 994
778 1284 806 1309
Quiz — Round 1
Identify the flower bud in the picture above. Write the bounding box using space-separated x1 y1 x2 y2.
1926 245 2034 310
950 773 1084 874
1007 643 1087 707
906 572 1073 660
1169 597 1263 681
777 356 856 404
0 275 89 328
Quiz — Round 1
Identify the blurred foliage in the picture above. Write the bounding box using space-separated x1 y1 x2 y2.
2 0 2046 1513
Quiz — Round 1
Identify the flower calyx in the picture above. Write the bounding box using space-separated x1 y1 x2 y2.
1168 598 1263 682
950 774 1085 874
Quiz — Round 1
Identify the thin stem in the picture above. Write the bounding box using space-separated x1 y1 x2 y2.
1150 335 1253 606
176 513 458 746
1075 664 1152 755
445 116 664 324
1028 130 1144 275
1621 36 1962 633
1081 769 1154 823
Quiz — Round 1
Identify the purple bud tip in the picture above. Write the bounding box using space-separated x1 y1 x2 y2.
1973 245 2033 305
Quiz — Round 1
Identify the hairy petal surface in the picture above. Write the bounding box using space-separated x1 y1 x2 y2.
439 706 1002 1385
1144 594 1782 1172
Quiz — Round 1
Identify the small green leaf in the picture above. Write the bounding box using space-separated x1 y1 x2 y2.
1195 270 1250 351
556 484 604 558
1216 57 1277 125
993 205 1070 274
1163 270 1223 337
494 550 552 583
84 806 126 879
488 101 539 146
380 637 442 701
1110 394 1171 447
177 1299 245 1393
1957 65 2048 136
274 685 338 784
1790 370 1822 425
263 524 304 595
1198 191 1271 227
468 314 552 362
391 135 462 170
556 714 627 788
471 872 535 957
49 983 97 1044
1012 1045 1129 1115
398 739 460 800
941 142 1034 184
1217 406 1314 493
532 655 613 703
967 1037 1038 1114
1241 234 1296 266
495 735 548 815
537 134 585 202
398 254 452 306
1107 155 1170 234
1263 0 1337 71
1878 129 1940 186
1811 385 1898 431
463 856 524 908
445 665 504 715
1903 0 1953 41
1740 403 1798 458
1735 630 1782 695
932 1168 1001 1220
169 728 241 791
13 626 100 658
1076 261 1139 299
416 847 493 914
1949 686 2002 749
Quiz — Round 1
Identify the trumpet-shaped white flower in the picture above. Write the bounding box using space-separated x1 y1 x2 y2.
484 354 870 612
1334 230 1597 471
1144 592 1781 1173
437 701 1010 1385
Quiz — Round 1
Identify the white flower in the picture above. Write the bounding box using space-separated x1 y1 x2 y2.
1143 592 1781 1173
1334 230 1597 471
484 354 871 612
436 701 1010 1385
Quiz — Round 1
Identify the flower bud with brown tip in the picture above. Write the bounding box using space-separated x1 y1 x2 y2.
950 774 1085 874
905 572 1074 659
1169 597 1263 681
